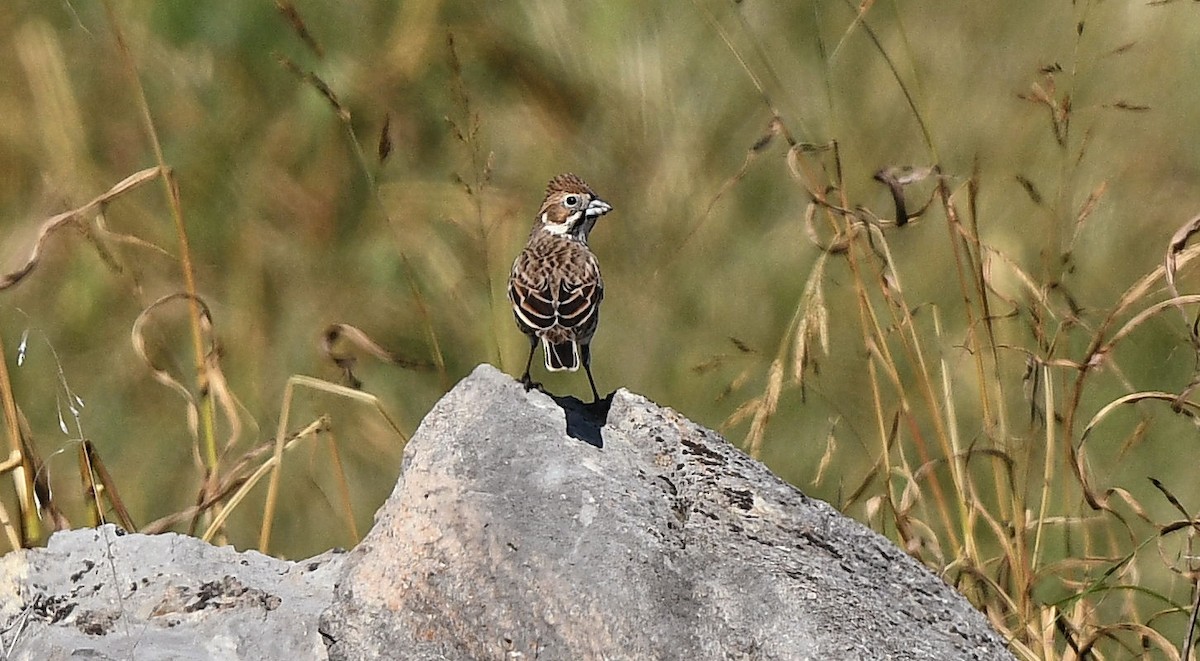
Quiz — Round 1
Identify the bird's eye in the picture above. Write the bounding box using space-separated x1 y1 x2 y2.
564 195 580 207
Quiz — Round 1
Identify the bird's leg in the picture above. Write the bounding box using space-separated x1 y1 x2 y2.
581 344 601 403
520 337 541 391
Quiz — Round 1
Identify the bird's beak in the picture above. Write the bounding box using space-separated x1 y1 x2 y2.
585 198 612 219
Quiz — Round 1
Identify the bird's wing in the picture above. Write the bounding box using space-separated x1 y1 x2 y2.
556 279 601 331
509 267 556 333
508 247 601 335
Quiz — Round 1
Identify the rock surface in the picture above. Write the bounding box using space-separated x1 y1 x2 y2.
0 365 1014 660
319 364 1014 660
0 526 342 660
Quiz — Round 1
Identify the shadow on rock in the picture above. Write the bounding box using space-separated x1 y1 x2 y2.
551 391 613 448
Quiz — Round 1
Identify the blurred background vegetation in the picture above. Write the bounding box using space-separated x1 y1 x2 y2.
5 1 1200 657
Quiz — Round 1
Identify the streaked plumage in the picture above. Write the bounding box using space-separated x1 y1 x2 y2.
508 173 611 402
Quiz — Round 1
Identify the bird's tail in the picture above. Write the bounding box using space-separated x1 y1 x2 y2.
542 338 580 371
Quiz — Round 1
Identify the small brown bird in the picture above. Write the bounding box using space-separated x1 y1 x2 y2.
507 173 612 402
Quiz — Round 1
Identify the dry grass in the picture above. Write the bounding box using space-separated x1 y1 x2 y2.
4 1 1200 658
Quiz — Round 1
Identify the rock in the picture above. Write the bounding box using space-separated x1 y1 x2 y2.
319 364 1014 661
0 526 343 660
0 365 1014 660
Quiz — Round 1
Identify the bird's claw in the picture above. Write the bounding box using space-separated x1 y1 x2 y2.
520 374 543 393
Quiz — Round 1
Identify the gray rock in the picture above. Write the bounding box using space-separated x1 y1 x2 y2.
0 365 1014 660
319 364 1014 661
0 526 343 660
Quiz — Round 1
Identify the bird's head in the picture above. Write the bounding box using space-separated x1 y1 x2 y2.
535 173 611 240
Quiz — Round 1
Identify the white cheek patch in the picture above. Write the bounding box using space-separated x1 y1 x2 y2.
542 222 570 235
541 212 548 223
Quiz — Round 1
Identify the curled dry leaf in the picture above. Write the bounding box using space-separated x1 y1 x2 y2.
131 293 216 462
322 322 435 389
1164 214 1200 324
0 167 162 291
1081 391 1200 443
872 165 934 227
803 202 857 254
787 139 832 190
130 294 244 467
204 338 243 459
1104 294 1200 356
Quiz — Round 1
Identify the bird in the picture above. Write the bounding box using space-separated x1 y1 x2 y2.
507 173 612 403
